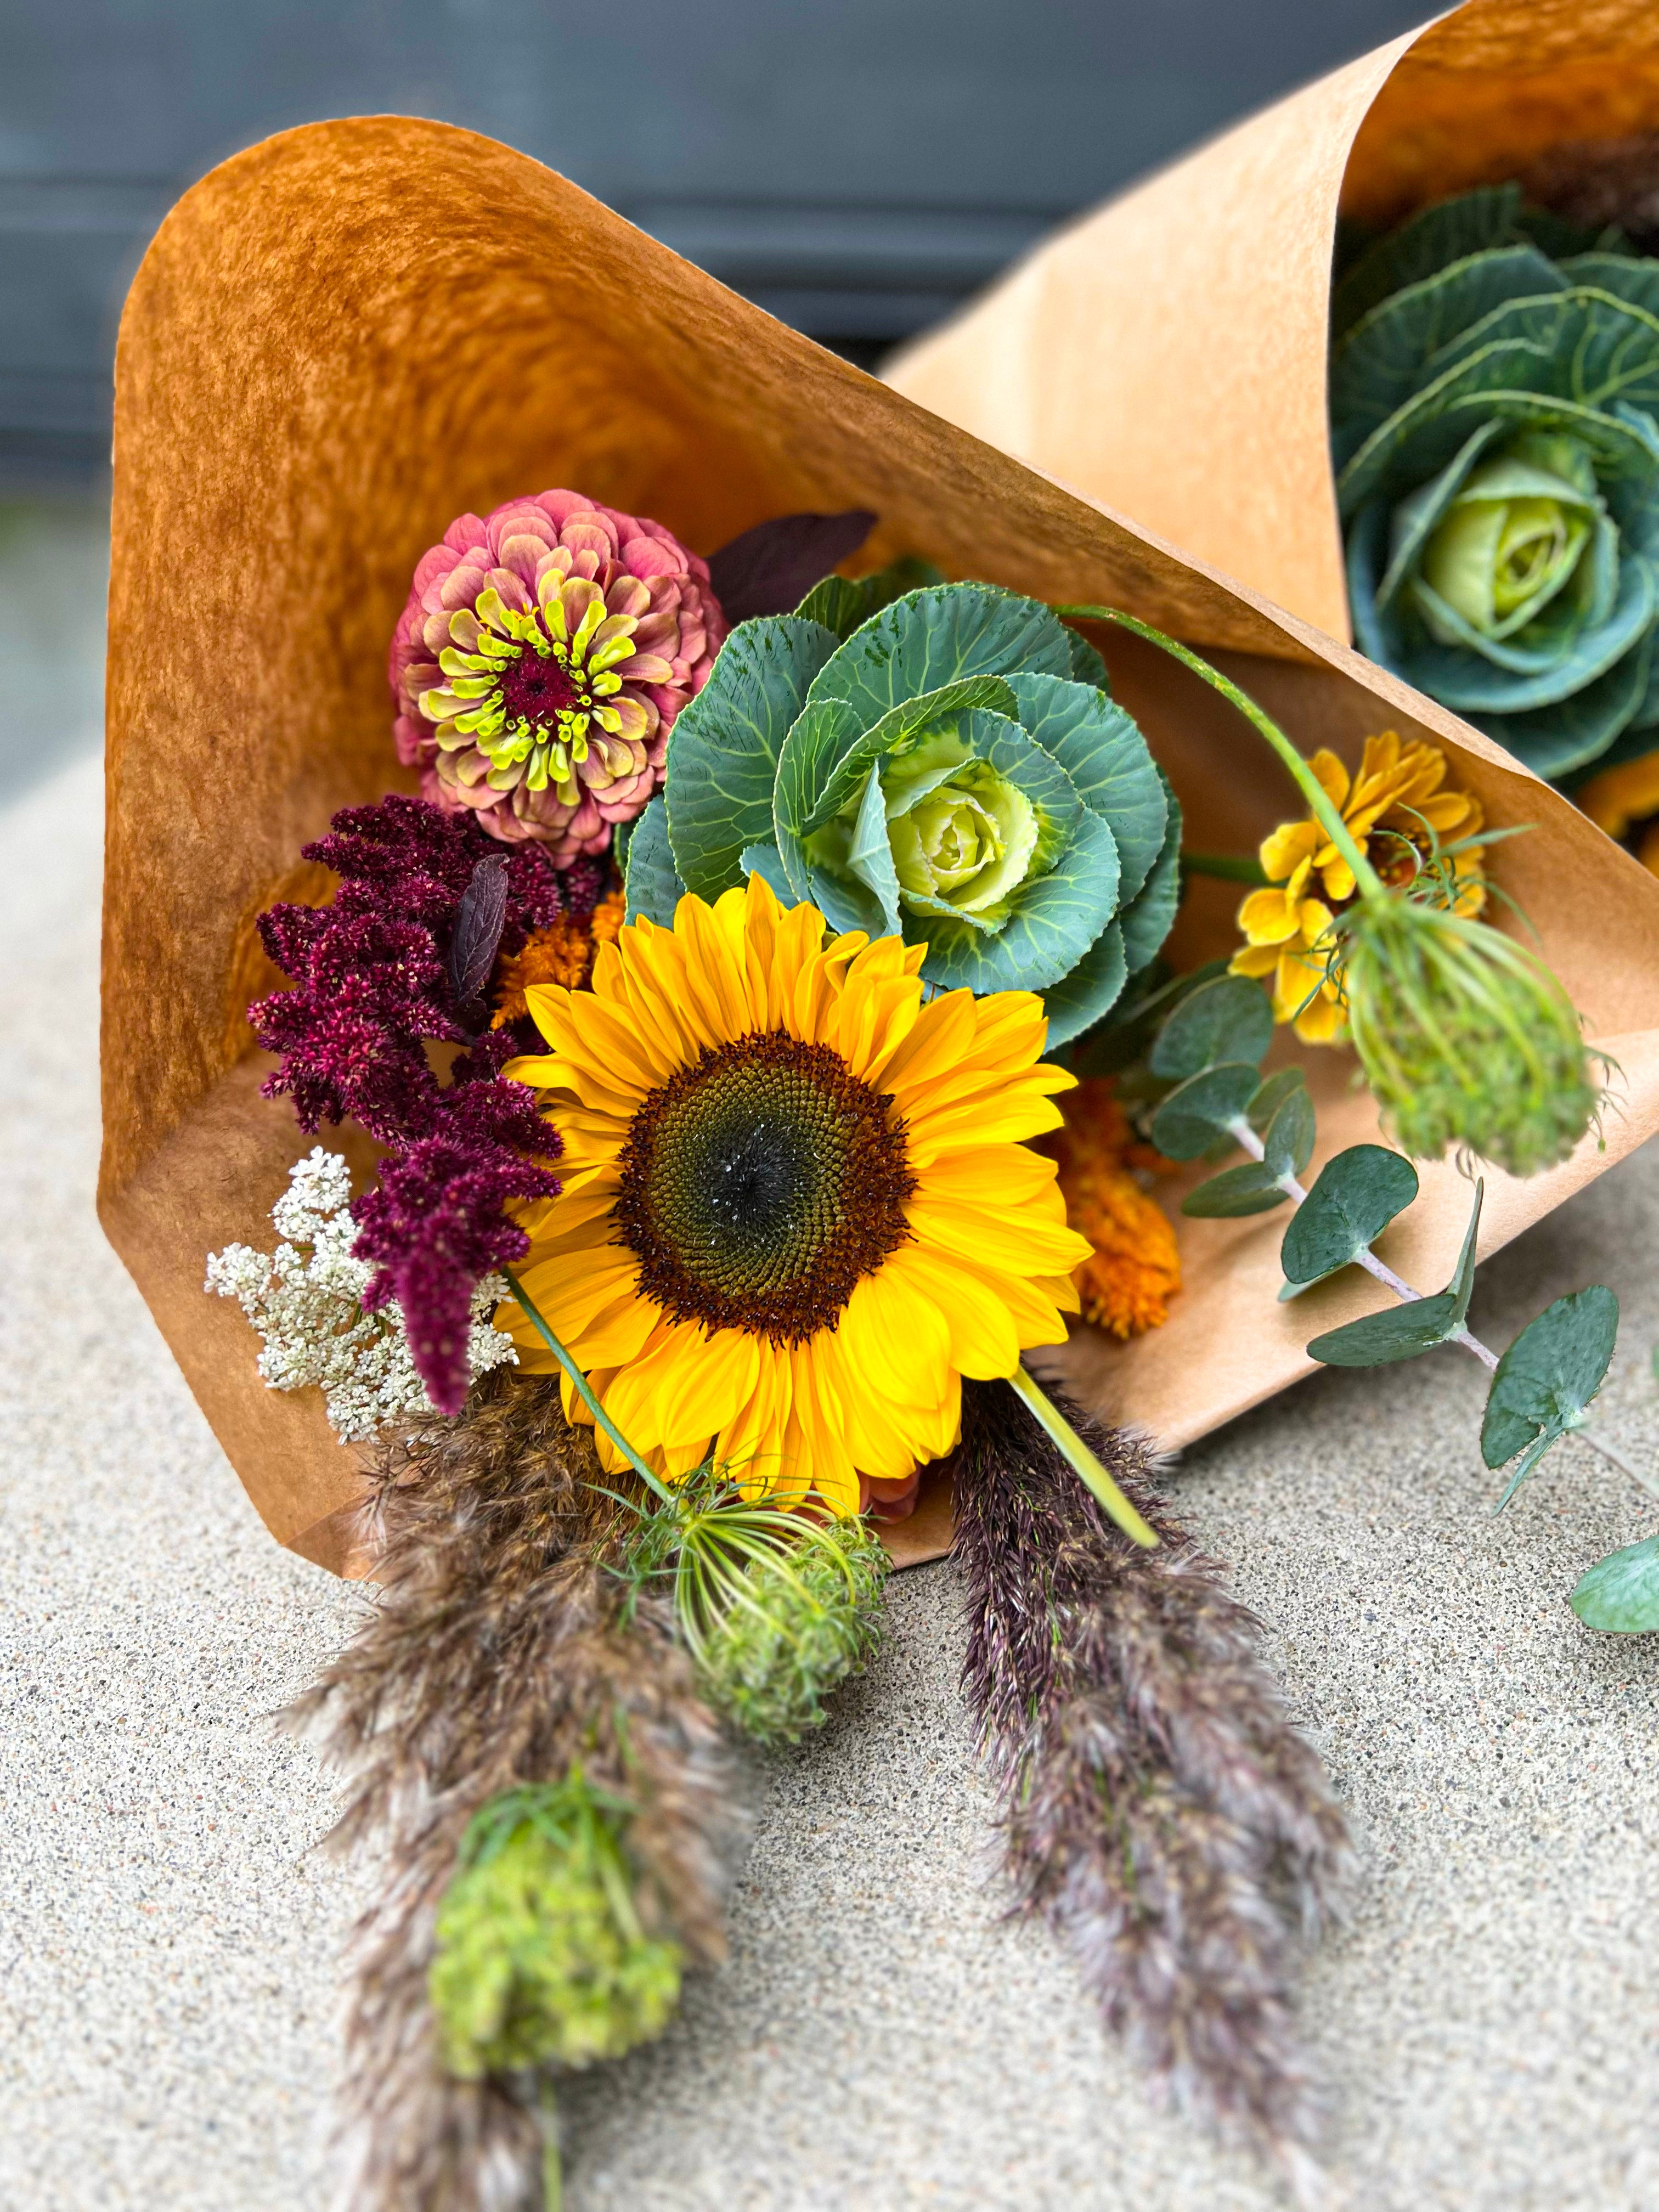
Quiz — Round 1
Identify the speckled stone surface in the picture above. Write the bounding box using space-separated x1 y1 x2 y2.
3 746 1657 2211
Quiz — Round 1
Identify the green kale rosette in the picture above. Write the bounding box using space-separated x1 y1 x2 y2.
1331 184 1659 781
624 577 1179 1047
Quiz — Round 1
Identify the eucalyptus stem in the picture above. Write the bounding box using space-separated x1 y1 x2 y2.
1009 1365 1160 1548
1057 603 1390 905
1227 1115 1491 1345
1225 1121 1656 1486
500 1267 668 1497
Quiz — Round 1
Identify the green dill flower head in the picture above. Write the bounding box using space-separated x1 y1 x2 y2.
429 1775 682 2080
1335 896 1598 1176
684 1500 888 1747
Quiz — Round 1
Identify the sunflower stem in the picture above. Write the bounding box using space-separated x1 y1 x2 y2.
1056 604 1390 905
1009 1365 1159 1548
500 1266 669 1499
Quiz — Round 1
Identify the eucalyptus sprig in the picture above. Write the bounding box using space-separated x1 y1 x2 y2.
1110 970 1658 1632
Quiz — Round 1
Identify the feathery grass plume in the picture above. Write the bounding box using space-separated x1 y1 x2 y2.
1334 895 1599 1176
947 1379 1355 2192
282 1369 749 2212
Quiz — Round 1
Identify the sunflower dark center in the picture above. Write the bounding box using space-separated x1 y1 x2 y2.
496 637 584 733
613 1030 915 1341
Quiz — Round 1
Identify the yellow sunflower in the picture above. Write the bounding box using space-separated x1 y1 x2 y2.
496 872 1090 1513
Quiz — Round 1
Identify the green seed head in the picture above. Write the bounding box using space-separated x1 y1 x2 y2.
430 1778 682 2080
692 1510 888 1747
1336 898 1599 1176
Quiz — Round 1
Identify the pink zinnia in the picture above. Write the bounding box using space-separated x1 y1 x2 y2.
390 490 726 863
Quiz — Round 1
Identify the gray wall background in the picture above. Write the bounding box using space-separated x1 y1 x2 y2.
3 0 1427 483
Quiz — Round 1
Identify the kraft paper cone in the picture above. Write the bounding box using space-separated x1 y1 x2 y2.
885 0 1659 646
102 117 1659 1579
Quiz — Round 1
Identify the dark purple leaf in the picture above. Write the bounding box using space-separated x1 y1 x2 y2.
447 856 510 1012
707 510 878 622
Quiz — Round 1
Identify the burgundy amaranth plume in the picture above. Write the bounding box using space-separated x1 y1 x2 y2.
251 795 597 1412
351 1032 560 1415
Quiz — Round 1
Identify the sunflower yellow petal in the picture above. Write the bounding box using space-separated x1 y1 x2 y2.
905 1074 1074 1163
718 1347 791 1499
884 1243 1020 1379
660 1325 761 1452
915 1143 1060 1209
909 1190 1092 1277
870 987 979 1095
509 1245 639 1338
838 1266 952 1407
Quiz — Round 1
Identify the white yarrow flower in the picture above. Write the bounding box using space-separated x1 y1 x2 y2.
205 1146 516 1442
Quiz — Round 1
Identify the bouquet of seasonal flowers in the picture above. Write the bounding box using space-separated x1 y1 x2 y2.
99 114 1659 2212
195 486 1653 2205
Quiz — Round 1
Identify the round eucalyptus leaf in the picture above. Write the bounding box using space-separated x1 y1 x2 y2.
1149 1061 1260 1160
1246 1067 1307 1135
1571 1534 1659 1634
1282 1144 1419 1288
1306 1290 1462 1368
1148 975 1273 1083
1181 1161 1289 1218
1480 1285 1620 1470
1263 1086 1316 1179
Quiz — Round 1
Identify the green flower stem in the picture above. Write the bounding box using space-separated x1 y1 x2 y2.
500 1267 670 1500
1010 1364 1160 1548
1056 605 1390 906
541 2086 563 2212
1181 851 1272 886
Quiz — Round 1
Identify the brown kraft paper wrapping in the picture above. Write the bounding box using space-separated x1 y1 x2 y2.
884 0 1659 647
102 116 1659 1579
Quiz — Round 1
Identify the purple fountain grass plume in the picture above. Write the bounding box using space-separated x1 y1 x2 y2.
284 1372 749 2212
948 1379 1355 2195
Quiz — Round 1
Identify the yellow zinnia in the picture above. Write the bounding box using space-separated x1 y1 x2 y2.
497 872 1090 1513
1230 731 1487 1044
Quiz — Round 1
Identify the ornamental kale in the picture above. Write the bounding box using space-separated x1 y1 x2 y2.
1331 183 1659 781
628 577 1179 1046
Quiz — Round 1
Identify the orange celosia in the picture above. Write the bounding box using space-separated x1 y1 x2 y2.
492 888 627 1024
1049 1079 1182 1338
1575 749 1659 878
